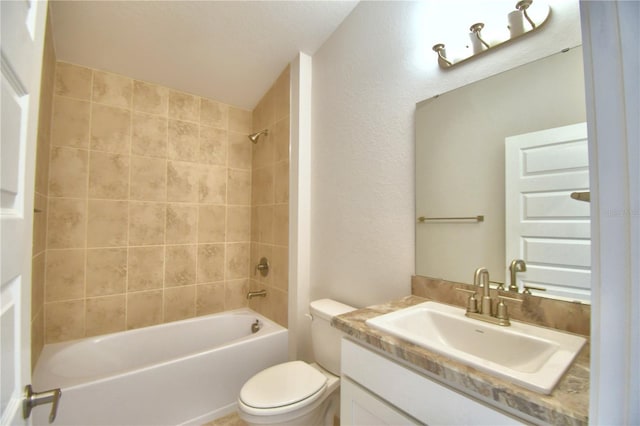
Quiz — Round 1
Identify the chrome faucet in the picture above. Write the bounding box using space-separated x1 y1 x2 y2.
509 259 527 292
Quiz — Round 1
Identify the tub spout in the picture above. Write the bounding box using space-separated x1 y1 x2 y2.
247 290 267 299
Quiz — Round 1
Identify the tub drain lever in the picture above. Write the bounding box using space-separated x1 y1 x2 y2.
23 384 62 423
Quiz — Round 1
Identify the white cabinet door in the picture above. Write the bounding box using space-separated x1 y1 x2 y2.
505 123 590 301
341 377 420 426
1 1 48 425
342 339 524 425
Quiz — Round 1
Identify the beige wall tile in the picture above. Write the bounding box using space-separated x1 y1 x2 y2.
198 165 226 204
273 118 290 163
35 131 51 196
168 119 199 162
55 62 92 100
200 98 228 129
128 246 164 291
226 243 249 280
255 205 273 244
133 80 169 116
272 245 289 292
130 156 166 201
197 244 225 283
165 245 196 287
164 285 195 322
92 70 132 108
274 161 289 204
48 147 88 197
167 161 198 202
87 200 128 247
251 129 274 169
52 96 90 148
47 198 86 249
90 104 131 154
166 204 197 244
196 283 225 315
129 202 166 245
88 151 130 199
228 132 252 170
86 295 125 336
199 127 227 166
126 290 162 329
31 253 45 320
86 248 127 296
169 90 199 121
273 204 289 246
225 279 249 310
132 113 167 158
197 205 225 243
228 107 252 133
270 288 288 327
252 166 274 206
45 300 85 343
227 206 251 242
227 169 251 205
33 194 48 254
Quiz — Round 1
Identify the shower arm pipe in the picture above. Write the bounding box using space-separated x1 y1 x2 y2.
248 129 269 144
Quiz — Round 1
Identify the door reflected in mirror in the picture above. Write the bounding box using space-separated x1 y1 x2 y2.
415 47 590 303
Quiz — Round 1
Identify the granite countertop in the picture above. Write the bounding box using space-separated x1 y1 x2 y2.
332 295 589 426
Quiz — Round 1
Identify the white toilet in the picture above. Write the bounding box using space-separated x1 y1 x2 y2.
237 299 356 426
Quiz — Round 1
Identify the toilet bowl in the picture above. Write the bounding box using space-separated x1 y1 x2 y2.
237 299 356 426
238 361 339 425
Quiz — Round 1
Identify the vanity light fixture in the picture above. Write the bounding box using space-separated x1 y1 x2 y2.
432 0 550 69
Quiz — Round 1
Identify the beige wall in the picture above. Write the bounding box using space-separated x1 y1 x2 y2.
31 11 56 369
248 66 290 327
42 61 256 344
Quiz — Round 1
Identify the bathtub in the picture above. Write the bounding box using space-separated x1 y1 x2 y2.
32 309 288 426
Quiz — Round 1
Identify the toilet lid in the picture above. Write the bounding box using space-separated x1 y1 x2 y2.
239 361 327 409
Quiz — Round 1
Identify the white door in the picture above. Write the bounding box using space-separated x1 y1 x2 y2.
1 1 48 425
505 123 590 302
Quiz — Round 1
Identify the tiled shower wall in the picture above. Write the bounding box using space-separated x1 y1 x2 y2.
248 66 290 326
42 62 256 343
31 12 56 369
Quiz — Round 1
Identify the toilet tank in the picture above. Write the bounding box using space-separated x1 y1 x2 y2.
310 299 356 375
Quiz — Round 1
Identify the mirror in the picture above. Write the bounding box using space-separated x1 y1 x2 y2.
415 47 589 302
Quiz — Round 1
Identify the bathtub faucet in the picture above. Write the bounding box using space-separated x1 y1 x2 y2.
247 289 267 299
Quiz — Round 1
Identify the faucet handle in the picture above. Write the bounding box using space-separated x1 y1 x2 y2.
490 280 505 291
496 295 523 321
523 285 546 295
455 288 478 313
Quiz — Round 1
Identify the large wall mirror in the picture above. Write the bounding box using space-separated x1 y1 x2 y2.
415 47 590 303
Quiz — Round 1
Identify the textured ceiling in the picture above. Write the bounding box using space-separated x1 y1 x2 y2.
50 1 358 110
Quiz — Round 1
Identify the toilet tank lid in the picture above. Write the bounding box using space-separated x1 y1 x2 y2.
310 299 356 321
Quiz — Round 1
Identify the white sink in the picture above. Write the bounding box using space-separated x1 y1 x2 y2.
365 301 586 394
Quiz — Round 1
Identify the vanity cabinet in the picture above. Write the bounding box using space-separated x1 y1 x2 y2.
340 339 525 425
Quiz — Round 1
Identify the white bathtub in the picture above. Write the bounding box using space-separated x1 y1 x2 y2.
33 309 288 426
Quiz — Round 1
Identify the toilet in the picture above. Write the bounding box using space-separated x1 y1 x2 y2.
237 299 356 426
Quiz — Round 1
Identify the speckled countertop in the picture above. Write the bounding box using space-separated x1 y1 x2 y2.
332 295 589 426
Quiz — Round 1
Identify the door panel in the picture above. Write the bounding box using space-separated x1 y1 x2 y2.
0 0 48 424
505 123 590 302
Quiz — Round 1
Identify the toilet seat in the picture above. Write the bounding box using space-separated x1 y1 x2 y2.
239 361 328 416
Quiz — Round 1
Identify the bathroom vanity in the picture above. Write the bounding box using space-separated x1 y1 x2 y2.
334 296 589 425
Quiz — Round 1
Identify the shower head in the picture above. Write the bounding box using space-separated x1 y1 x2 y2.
248 129 268 144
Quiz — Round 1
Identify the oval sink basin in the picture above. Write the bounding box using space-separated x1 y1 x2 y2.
365 301 586 394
